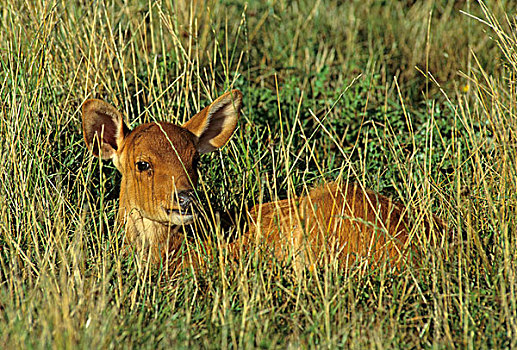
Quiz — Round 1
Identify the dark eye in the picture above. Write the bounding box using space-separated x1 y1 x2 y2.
136 161 151 172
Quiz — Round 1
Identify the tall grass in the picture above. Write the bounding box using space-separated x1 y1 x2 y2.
1 0 516 347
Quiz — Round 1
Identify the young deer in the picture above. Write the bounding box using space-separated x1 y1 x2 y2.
82 90 440 273
82 90 242 270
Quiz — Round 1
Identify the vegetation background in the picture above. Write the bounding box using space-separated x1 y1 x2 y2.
1 0 517 348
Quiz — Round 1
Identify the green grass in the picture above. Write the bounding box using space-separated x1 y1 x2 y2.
1 0 517 348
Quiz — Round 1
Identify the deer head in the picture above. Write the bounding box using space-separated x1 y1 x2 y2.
82 90 242 233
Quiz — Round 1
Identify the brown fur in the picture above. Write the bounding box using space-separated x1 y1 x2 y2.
82 90 443 274
243 181 427 270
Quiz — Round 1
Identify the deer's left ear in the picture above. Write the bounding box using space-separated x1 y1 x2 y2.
183 90 242 153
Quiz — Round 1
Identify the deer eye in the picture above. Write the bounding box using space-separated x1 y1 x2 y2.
136 161 151 172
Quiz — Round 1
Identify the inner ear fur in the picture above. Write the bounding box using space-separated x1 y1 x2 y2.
183 89 242 153
82 99 128 159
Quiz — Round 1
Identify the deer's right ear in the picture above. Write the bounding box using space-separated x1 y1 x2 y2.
82 99 129 160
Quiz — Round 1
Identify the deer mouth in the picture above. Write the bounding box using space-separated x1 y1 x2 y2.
162 206 196 224
164 208 194 216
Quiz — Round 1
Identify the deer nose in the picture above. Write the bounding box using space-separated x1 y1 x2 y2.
176 190 195 210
